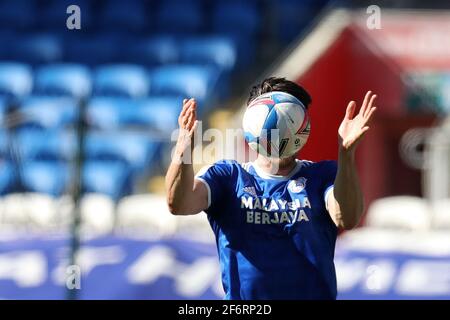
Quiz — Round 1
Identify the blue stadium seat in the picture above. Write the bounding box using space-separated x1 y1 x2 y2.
126 97 180 133
83 161 132 200
0 31 16 59
150 65 219 107
21 161 69 196
156 0 205 34
226 33 256 68
85 97 132 130
40 0 93 30
65 34 123 66
212 1 261 37
19 96 78 129
15 129 76 161
0 161 15 194
127 36 179 66
99 0 148 32
0 63 33 99
271 0 323 44
85 131 159 173
0 0 36 30
86 96 180 133
34 64 92 99
93 64 150 98
181 37 237 73
180 36 237 97
12 34 63 65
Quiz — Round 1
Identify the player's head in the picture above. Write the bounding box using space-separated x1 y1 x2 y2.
247 77 312 109
245 77 312 166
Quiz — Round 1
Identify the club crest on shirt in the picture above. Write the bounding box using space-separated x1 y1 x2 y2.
288 177 307 193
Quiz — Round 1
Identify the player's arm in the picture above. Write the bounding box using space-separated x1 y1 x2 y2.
327 91 377 230
165 98 208 215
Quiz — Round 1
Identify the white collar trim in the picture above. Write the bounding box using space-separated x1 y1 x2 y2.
250 159 303 181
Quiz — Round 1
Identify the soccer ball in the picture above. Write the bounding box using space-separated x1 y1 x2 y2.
243 91 310 158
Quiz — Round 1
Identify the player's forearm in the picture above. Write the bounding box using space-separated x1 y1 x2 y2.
165 134 195 215
332 148 364 229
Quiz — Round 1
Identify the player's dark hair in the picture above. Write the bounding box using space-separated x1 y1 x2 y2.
247 77 312 109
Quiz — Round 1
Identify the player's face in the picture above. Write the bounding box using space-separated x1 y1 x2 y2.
257 154 297 175
278 154 297 167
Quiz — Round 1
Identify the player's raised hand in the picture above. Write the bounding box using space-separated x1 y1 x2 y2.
338 91 377 151
177 98 198 151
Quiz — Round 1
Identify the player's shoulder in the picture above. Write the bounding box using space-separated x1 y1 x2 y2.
300 159 337 172
214 159 239 167
196 159 240 177
210 159 242 171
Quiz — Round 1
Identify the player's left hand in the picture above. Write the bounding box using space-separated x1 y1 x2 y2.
338 91 377 152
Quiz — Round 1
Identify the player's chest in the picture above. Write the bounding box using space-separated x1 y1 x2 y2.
231 175 324 229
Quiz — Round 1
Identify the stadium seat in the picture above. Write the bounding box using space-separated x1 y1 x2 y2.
431 198 450 229
54 194 75 228
0 192 69 230
270 0 324 44
86 97 135 130
128 97 180 133
84 131 159 173
0 63 33 99
365 196 431 231
93 64 150 98
15 129 76 161
11 34 63 65
80 193 115 235
156 0 205 34
99 0 148 32
86 96 180 133
150 65 219 109
20 192 59 230
127 36 179 66
0 161 15 195
64 34 124 66
0 31 16 59
18 96 78 129
181 36 237 73
0 193 30 227
212 1 261 37
83 160 132 200
175 212 215 242
21 161 69 196
181 36 237 97
34 64 92 99
116 194 177 236
0 0 36 30
337 228 419 253
39 0 93 30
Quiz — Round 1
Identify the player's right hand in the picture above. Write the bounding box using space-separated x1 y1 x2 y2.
176 98 198 151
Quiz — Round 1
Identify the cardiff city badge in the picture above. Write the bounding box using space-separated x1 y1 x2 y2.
288 177 307 193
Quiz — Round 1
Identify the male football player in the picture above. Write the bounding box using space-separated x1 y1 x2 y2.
165 77 377 299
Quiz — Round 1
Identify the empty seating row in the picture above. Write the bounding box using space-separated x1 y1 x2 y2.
0 160 133 199
0 129 162 198
0 0 262 39
0 95 180 134
8 130 160 168
0 63 221 104
0 192 213 239
0 33 239 70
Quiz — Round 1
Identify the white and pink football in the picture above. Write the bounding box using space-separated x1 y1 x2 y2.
242 91 310 158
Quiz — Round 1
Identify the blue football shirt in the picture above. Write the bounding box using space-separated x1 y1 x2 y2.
196 159 338 300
